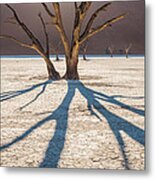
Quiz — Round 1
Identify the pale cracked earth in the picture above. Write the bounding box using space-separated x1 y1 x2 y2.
0 58 145 170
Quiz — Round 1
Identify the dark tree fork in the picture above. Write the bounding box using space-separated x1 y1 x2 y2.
1 2 126 80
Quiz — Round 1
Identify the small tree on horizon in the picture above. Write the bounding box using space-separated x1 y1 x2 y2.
108 46 114 58
50 40 62 61
125 43 132 58
80 40 89 61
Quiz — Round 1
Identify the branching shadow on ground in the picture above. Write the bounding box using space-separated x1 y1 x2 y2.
0 80 52 102
76 81 145 170
89 89 145 117
18 82 48 110
0 81 76 168
0 80 145 169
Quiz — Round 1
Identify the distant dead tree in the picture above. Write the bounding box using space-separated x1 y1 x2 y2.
0 4 60 80
42 2 126 79
81 40 89 60
50 40 62 61
125 44 132 58
106 46 113 58
105 47 109 55
108 46 114 58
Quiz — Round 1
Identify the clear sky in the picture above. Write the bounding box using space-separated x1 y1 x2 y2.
0 1 145 55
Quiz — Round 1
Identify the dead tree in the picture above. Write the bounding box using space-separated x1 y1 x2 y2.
0 4 60 80
108 46 114 58
125 44 132 58
51 40 62 61
81 40 89 60
42 2 126 79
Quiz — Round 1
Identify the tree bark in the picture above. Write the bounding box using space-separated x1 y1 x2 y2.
63 44 79 80
63 60 79 80
43 56 60 80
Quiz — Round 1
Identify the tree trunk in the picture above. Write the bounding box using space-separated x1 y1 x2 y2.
63 44 80 80
83 54 87 60
55 54 60 61
110 53 113 58
63 60 79 80
43 56 60 80
125 52 128 58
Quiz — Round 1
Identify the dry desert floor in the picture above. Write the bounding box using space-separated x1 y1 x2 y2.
0 57 145 170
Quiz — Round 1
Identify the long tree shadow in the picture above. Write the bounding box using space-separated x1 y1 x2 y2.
0 80 144 169
18 82 48 110
0 80 52 102
76 81 145 169
0 81 76 168
90 89 145 117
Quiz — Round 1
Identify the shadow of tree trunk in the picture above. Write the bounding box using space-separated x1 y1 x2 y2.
39 81 76 167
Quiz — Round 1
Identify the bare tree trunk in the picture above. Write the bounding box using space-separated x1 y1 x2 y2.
42 55 60 80
55 54 60 61
83 54 87 60
110 53 113 58
64 60 79 80
63 45 79 80
125 52 128 58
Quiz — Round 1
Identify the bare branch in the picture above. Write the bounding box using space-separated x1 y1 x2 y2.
80 2 111 40
0 35 33 49
38 12 49 56
74 2 78 10
79 13 126 44
52 3 70 56
42 3 70 54
4 20 18 25
4 16 18 25
125 43 132 52
42 3 55 18
71 2 92 46
6 4 44 51
79 2 92 14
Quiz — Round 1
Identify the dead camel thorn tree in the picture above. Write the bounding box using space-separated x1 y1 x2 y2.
108 46 114 58
0 4 60 80
125 44 132 58
81 40 89 61
42 2 126 80
50 40 62 61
